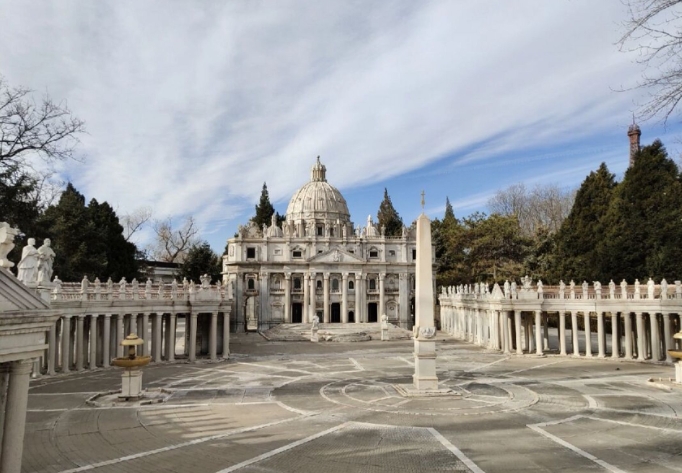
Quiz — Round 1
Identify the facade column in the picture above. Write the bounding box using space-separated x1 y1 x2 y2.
153 313 162 362
62 315 71 373
303 273 310 324
584 312 592 357
663 313 673 363
222 311 230 358
309 272 317 322
76 315 85 371
323 273 330 323
341 273 348 323
611 312 619 359
378 273 385 318
116 314 124 358
189 313 198 362
624 312 634 359
354 273 361 323
360 273 367 322
650 312 661 361
559 311 567 356
636 312 645 360
502 311 510 353
284 273 291 323
535 310 543 355
571 312 579 356
543 316 550 350
514 310 523 354
89 315 98 369
209 312 218 360
102 314 111 367
142 313 150 356
168 313 176 362
0 360 33 473
47 322 57 375
597 312 605 358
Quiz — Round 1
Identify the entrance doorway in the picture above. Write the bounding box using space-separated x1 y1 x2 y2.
331 303 341 323
245 297 258 331
368 303 378 323
292 303 303 323
348 311 355 323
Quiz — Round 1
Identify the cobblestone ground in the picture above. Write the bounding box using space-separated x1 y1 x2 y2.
23 333 682 473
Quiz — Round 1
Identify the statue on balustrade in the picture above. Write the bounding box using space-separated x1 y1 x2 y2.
522 275 532 291
559 280 565 297
504 280 510 298
0 222 20 269
634 279 641 297
582 281 588 297
569 280 575 299
17 238 39 284
661 279 669 299
647 278 655 299
36 238 55 285
609 280 615 299
536 280 543 294
621 279 628 298
511 281 517 298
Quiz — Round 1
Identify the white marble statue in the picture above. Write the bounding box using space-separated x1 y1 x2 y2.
36 238 55 285
559 280 565 298
17 238 39 284
609 280 615 299
504 280 510 298
647 278 655 299
381 314 389 341
536 280 543 294
620 279 628 298
510 281 517 298
0 222 20 269
311 315 320 342
594 281 602 299
634 279 641 298
581 281 589 298
522 276 532 291
570 280 576 299
661 278 669 299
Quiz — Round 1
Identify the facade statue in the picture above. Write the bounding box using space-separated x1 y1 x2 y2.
145 278 153 294
504 280 510 298
594 281 602 298
106 278 113 293
402 226 407 238
621 279 628 298
522 276 532 291
81 276 89 292
559 280 566 298
36 238 55 285
661 278 669 299
17 238 40 284
0 222 20 269
647 278 655 299
569 280 575 299
200 274 211 289
119 278 127 294
342 223 347 239
510 281 517 298
634 279 641 297
582 281 588 297
52 276 62 294
609 280 615 299
536 280 543 294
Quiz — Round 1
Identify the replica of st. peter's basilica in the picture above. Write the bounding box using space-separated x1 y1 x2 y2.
223 157 423 332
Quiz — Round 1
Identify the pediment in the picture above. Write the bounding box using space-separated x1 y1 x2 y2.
0 268 50 311
307 247 365 263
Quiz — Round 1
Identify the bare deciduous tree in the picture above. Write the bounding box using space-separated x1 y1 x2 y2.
121 207 152 242
488 183 575 236
619 0 682 122
0 75 85 169
149 216 199 263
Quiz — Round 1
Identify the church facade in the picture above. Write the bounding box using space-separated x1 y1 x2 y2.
223 158 420 332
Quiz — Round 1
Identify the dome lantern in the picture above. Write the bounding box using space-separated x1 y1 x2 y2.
311 156 326 182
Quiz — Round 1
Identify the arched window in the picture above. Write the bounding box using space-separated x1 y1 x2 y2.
369 279 376 290
348 280 355 290
247 279 255 290
294 278 301 290
332 279 339 291
316 280 322 289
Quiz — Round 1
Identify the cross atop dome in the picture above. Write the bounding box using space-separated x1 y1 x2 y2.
311 156 327 182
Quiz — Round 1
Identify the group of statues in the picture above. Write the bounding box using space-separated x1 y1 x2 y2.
16 238 55 286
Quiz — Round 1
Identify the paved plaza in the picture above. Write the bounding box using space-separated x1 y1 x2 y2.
24 333 682 473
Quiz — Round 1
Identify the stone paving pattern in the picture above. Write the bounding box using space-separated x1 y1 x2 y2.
23 333 682 472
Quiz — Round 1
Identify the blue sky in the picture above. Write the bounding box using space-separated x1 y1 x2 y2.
1 0 681 252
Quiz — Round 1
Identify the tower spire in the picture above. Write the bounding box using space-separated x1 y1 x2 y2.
627 117 641 168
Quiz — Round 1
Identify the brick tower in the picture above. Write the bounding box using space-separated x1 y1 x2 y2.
628 118 641 168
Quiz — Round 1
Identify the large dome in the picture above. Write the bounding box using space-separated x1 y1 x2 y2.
285 157 351 223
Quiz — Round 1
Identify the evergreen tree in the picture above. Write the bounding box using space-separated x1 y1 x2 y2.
252 182 275 230
444 196 456 224
433 197 467 286
88 199 139 280
602 140 682 280
177 242 222 282
377 188 404 237
552 163 616 281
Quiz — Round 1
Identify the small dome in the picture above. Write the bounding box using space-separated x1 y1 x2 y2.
285 157 351 223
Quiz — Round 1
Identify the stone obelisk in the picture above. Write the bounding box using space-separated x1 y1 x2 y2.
413 192 439 391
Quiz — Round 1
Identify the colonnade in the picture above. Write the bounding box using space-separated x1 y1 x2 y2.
440 304 682 362
34 310 230 376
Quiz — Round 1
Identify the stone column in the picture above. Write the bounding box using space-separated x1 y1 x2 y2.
116 314 125 358
89 315 98 369
47 322 57 375
354 273 361 324
360 274 368 322
514 310 522 354
189 313 198 362
543 316 550 351
75 315 85 371
650 313 660 361
502 311 510 353
323 273 330 323
142 313 150 356
584 312 592 357
534 311 543 355
597 312 605 358
0 363 8 454
222 311 230 358
153 313 162 362
571 312 579 356
663 313 673 363
379 272 385 318
559 311 567 355
341 273 348 323
210 311 218 360
636 312 645 360
309 272 317 322
102 314 111 367
168 313 176 362
624 312 633 359
611 312 619 359
303 273 310 324
0 360 33 473
492 311 500 349
284 273 291 323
